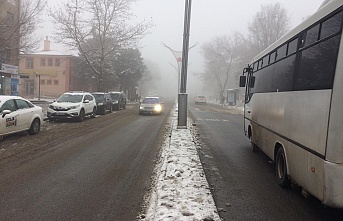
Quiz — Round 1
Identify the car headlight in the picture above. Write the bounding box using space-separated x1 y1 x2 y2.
154 104 162 112
48 104 54 109
140 106 144 110
69 104 80 109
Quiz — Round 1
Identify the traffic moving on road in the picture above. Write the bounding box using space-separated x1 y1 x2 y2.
0 100 173 221
240 0 343 208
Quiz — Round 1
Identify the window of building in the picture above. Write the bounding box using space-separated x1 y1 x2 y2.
26 58 34 69
47 79 52 85
40 58 46 66
48 58 53 66
40 79 45 85
55 58 60 66
53 80 59 85
6 48 11 59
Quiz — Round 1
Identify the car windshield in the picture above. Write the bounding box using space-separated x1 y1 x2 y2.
57 94 83 103
110 93 120 100
142 98 160 104
92 94 105 101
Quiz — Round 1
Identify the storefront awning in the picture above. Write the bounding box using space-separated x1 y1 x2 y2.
0 71 12 78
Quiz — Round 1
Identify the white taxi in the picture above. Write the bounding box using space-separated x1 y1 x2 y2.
0 96 44 137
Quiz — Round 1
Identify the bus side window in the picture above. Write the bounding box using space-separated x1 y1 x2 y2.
262 55 269 68
288 38 298 55
304 24 320 47
270 51 276 64
276 44 287 61
253 62 258 72
320 11 343 39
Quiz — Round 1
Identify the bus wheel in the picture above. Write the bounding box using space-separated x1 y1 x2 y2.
249 131 258 152
275 148 290 188
252 141 258 152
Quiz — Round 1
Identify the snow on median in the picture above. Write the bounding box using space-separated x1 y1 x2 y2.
140 107 220 221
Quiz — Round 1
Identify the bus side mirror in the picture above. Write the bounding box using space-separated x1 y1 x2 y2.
249 76 255 88
239 76 246 87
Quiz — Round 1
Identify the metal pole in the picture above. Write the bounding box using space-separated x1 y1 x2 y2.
38 74 40 100
178 0 192 128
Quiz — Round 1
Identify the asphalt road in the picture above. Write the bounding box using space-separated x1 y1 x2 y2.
0 101 173 221
188 102 343 221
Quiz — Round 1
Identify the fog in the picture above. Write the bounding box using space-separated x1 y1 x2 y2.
37 0 324 99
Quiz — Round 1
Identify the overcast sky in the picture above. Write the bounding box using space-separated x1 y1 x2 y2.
38 0 324 96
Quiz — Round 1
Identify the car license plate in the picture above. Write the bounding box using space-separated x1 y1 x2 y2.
55 112 65 115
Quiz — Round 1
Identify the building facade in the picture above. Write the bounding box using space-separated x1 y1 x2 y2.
0 0 20 95
19 37 74 99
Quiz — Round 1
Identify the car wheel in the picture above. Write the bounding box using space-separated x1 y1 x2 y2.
91 107 96 118
275 148 290 188
78 109 86 122
28 118 41 135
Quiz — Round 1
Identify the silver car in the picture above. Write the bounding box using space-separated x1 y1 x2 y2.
139 97 163 115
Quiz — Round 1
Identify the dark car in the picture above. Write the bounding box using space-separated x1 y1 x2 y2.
91 92 113 115
109 91 126 111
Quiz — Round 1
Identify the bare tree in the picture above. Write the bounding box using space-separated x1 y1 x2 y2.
0 0 45 56
247 3 290 55
50 0 152 91
200 34 244 103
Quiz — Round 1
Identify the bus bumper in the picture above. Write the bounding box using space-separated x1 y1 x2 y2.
323 161 343 208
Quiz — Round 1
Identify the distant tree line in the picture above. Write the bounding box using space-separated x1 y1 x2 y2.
199 3 290 102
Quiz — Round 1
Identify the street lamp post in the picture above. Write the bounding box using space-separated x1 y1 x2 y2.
35 73 41 100
178 0 192 128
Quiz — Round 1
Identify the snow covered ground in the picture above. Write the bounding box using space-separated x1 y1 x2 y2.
140 105 221 221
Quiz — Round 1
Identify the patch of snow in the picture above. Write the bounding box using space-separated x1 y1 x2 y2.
140 105 221 221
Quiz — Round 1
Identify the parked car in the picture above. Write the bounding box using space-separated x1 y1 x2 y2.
47 91 97 122
109 91 126 111
92 92 113 115
0 95 43 137
195 95 206 104
139 96 163 115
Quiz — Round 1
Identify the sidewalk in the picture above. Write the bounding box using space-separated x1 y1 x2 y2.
140 105 221 221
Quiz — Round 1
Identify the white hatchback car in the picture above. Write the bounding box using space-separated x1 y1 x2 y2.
0 95 43 137
47 92 97 122
139 96 163 115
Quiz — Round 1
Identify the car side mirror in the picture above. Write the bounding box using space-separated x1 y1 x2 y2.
239 76 246 87
83 99 90 103
2 110 11 118
249 76 255 88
